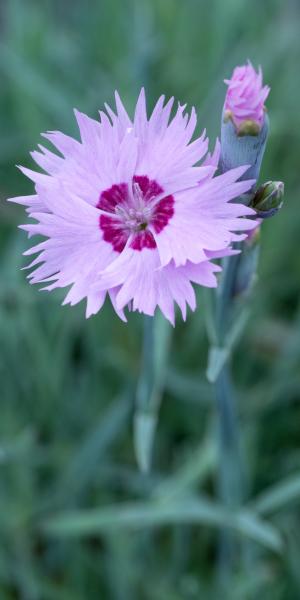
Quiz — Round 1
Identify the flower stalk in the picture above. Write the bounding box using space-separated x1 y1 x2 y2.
207 62 278 578
134 313 172 472
211 251 250 578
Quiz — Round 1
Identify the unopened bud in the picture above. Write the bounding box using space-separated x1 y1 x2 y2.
223 61 270 135
220 62 270 183
251 181 284 218
220 112 269 184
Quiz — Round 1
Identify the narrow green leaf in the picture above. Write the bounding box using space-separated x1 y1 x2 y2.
54 391 132 501
42 498 282 553
251 473 300 516
165 369 212 405
206 346 229 383
225 307 251 350
153 432 216 501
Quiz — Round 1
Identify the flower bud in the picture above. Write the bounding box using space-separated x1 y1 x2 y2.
220 62 270 184
250 180 284 218
223 61 270 134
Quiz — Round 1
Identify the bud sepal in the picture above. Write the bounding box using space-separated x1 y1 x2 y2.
250 180 284 219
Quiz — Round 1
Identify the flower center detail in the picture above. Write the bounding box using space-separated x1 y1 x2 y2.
97 176 174 252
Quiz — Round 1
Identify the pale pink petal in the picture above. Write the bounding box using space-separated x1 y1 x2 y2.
224 61 270 130
10 88 260 322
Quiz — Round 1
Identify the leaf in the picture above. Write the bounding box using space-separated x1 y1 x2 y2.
251 473 300 516
165 369 212 406
206 346 229 383
0 428 35 464
53 391 132 502
225 307 251 350
153 431 217 501
42 497 282 553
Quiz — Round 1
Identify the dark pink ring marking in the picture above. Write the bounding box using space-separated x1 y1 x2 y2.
97 175 174 253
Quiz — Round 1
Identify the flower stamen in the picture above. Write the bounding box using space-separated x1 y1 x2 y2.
97 175 174 252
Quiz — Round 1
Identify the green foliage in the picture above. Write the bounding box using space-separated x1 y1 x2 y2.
1 0 300 597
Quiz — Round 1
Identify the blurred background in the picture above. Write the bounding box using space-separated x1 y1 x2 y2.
1 0 300 598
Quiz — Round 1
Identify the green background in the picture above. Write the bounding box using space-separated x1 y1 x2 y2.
1 0 300 598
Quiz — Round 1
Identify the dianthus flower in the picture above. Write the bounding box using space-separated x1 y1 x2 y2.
10 90 255 324
224 61 270 134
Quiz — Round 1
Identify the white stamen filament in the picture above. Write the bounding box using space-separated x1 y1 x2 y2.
113 182 156 233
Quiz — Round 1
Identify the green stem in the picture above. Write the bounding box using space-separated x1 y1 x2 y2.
134 313 171 473
214 254 246 580
216 251 241 336
136 315 155 414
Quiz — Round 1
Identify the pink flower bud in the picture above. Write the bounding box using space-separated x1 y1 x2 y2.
224 61 270 135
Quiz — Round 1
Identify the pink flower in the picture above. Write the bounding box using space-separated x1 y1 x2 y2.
224 61 270 133
10 90 256 324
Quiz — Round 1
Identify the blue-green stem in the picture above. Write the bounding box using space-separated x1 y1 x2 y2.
213 107 269 583
214 253 247 580
134 313 171 473
136 315 155 413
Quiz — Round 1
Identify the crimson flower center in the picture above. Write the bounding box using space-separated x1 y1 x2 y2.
97 175 174 253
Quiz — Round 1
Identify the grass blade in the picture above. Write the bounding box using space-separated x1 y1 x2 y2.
42 497 282 553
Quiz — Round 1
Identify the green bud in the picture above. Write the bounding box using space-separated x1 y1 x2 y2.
220 112 269 183
251 181 284 218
